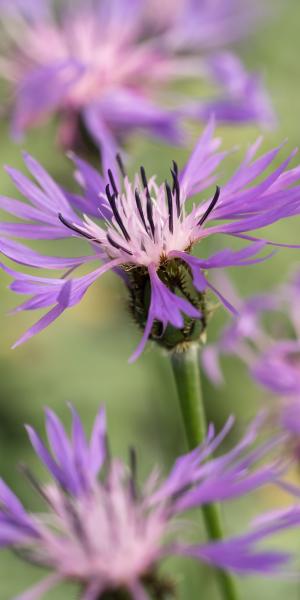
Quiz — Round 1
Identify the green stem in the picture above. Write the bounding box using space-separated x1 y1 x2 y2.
171 344 239 600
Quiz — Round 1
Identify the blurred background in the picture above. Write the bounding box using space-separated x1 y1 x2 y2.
0 1 300 598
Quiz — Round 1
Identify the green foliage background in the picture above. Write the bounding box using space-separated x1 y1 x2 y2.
0 1 300 597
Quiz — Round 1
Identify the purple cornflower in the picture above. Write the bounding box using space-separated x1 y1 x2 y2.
0 0 274 163
202 274 300 395
1 122 300 359
250 273 300 401
202 274 300 452
0 406 293 599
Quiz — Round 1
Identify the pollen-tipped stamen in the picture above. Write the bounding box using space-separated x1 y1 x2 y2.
58 213 101 243
108 169 119 196
198 186 221 226
135 189 149 234
140 166 155 238
62 494 92 553
105 184 131 242
107 233 133 255
171 163 180 217
19 464 56 510
116 154 126 178
165 181 174 234
129 446 138 500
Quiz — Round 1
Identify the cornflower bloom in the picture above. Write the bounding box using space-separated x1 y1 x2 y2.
0 405 294 599
1 122 300 359
202 274 300 453
0 0 274 164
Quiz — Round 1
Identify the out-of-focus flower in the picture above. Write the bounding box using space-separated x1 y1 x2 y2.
250 273 300 401
1 122 300 359
0 0 274 163
202 273 300 452
0 406 293 599
144 0 263 47
185 52 275 127
202 273 300 394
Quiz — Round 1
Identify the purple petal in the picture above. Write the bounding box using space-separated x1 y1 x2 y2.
0 195 51 222
12 574 62 600
5 166 67 216
12 302 69 349
201 346 224 385
10 259 122 347
175 465 281 510
0 479 27 517
82 105 119 178
68 153 112 220
180 119 220 196
99 89 182 144
130 263 200 362
44 408 77 489
0 522 33 546
25 425 70 491
89 407 107 476
69 404 91 491
0 222 68 239
0 237 95 269
186 542 290 574
12 60 84 138
22 152 75 216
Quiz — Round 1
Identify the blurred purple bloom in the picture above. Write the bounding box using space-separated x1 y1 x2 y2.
0 0 274 161
147 0 264 48
0 406 292 599
202 273 300 451
202 273 300 395
186 52 276 128
1 122 300 358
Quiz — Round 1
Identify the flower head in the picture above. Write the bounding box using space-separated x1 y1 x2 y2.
0 0 274 161
0 405 293 599
1 123 300 359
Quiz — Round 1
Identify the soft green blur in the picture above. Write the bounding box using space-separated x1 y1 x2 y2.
0 1 300 598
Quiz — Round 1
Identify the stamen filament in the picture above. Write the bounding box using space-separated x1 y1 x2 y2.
165 181 174 234
58 213 101 243
198 186 221 226
105 185 131 242
171 166 181 217
107 233 133 255
116 153 126 178
108 169 119 196
135 189 149 234
140 166 155 237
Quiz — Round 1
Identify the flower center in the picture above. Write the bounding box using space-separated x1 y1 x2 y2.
22 16 164 106
59 158 220 270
